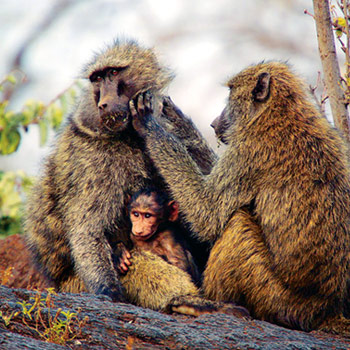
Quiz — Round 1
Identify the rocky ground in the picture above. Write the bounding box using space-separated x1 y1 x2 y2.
0 234 350 349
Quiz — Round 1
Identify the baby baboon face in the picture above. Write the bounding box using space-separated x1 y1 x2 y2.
89 67 137 133
129 190 179 241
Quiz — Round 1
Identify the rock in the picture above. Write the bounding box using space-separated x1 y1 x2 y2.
0 234 52 290
0 286 349 349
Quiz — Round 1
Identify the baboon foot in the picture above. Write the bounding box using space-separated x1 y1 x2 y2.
169 295 250 319
317 315 350 337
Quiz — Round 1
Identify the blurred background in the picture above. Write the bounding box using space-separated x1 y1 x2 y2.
1 0 321 174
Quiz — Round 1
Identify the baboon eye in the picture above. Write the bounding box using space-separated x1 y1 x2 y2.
111 69 118 76
145 213 153 219
132 211 139 217
96 75 103 82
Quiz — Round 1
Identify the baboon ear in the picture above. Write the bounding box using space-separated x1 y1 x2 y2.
168 200 179 222
252 72 270 102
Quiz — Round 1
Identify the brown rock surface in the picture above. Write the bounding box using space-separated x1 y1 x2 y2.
0 234 51 290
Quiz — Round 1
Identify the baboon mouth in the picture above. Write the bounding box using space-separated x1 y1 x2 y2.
100 111 129 131
131 232 154 241
101 111 129 122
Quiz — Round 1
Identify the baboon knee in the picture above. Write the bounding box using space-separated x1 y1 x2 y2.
120 250 199 311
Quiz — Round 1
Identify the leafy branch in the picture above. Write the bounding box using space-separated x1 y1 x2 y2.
0 72 82 236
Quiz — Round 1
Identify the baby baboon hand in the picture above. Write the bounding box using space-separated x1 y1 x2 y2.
116 243 132 274
130 91 153 137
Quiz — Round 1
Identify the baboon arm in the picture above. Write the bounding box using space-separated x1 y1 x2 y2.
159 96 218 175
64 201 124 299
142 118 256 242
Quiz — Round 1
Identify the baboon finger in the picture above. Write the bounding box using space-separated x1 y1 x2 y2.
124 249 131 259
129 100 137 118
120 261 130 273
144 92 153 114
122 252 132 266
137 94 145 115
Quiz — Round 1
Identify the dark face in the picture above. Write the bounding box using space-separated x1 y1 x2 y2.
211 106 231 144
89 67 138 133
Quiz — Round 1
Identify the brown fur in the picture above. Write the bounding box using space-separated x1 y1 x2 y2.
25 39 216 308
119 250 199 311
122 188 200 284
132 61 350 334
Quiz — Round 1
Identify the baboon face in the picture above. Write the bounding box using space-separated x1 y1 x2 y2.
129 191 179 240
129 192 163 240
211 69 271 144
211 107 231 144
83 40 174 135
89 67 138 133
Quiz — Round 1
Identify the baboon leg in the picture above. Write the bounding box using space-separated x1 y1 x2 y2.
318 315 350 336
203 209 333 331
119 250 200 311
60 275 87 294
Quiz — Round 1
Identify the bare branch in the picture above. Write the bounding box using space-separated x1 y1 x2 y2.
312 0 350 141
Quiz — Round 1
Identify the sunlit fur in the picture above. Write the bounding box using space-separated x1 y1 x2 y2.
139 61 350 334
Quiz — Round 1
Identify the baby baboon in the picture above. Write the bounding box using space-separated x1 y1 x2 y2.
118 187 200 284
130 62 350 335
25 39 216 308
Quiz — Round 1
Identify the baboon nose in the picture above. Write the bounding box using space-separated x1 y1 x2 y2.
98 103 108 111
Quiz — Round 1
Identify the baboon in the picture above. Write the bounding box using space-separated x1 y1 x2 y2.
25 39 217 309
117 187 200 285
130 61 350 335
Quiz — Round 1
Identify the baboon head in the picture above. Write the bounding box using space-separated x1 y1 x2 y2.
211 62 304 144
77 39 174 135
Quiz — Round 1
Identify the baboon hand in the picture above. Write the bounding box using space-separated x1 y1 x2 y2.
161 96 186 123
117 247 132 274
116 242 132 274
130 91 153 138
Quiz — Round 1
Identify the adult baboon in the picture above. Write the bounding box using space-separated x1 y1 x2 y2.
25 39 216 309
130 62 350 335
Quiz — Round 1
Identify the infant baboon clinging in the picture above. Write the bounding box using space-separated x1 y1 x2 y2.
131 62 350 335
118 187 200 285
25 39 217 309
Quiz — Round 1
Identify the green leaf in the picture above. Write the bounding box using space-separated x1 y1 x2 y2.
46 104 63 130
336 29 343 38
0 129 21 155
6 75 16 85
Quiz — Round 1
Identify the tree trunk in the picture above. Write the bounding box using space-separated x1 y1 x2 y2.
0 286 349 349
313 0 350 142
